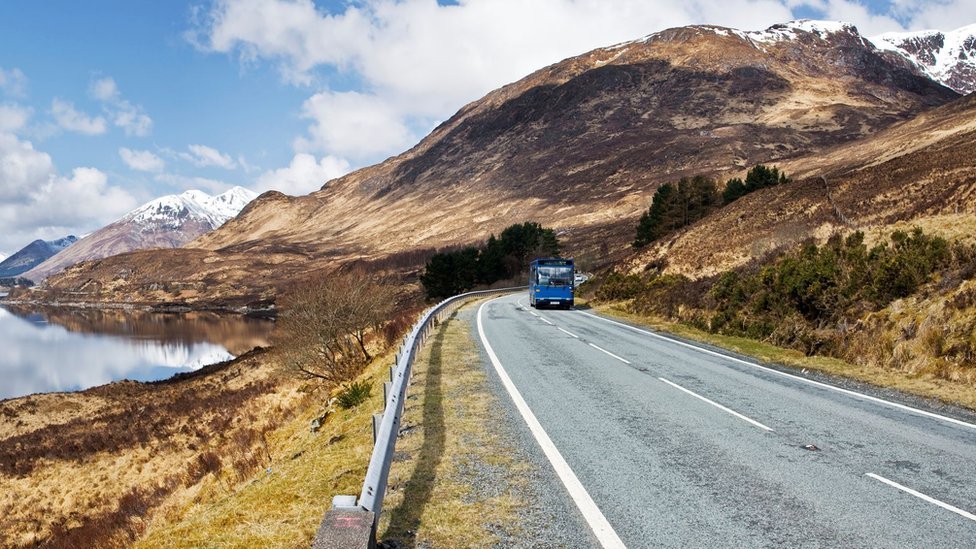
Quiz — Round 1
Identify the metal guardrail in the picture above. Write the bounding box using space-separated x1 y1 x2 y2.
312 286 526 549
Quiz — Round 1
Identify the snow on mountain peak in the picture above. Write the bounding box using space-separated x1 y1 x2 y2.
747 19 859 43
869 24 976 94
123 187 257 232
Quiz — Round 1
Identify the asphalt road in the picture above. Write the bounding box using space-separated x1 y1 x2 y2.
472 293 976 548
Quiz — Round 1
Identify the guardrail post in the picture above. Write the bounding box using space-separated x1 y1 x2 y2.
372 413 383 444
383 382 392 408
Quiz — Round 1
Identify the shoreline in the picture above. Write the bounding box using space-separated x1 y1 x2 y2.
0 296 276 318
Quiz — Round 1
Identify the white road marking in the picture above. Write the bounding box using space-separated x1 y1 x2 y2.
478 298 627 549
558 327 580 339
587 343 632 365
866 473 976 522
658 377 774 432
576 310 976 432
540 317 554 325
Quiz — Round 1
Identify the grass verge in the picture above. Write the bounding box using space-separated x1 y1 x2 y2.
378 306 528 548
586 300 976 411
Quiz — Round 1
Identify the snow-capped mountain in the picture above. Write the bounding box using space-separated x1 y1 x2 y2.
24 187 257 281
123 187 257 232
0 236 79 277
870 24 976 95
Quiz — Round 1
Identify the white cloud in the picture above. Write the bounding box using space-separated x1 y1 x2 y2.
0 133 53 202
119 147 165 172
806 0 905 35
51 98 107 135
180 144 237 169
90 76 153 136
0 103 31 133
90 77 119 101
154 172 238 194
253 153 350 195
0 67 28 97
294 91 414 161
0 130 137 251
890 0 976 31
112 101 153 136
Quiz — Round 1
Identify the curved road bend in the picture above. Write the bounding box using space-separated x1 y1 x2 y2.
473 293 976 548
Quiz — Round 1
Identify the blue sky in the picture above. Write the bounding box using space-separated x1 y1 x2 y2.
0 0 973 254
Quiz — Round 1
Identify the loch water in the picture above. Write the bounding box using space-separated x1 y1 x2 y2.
0 304 274 400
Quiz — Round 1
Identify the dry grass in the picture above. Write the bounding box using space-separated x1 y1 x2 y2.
133 351 393 548
0 351 303 547
588 301 976 411
378 305 526 548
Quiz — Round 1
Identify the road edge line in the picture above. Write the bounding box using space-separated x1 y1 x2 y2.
575 310 976 431
478 297 627 548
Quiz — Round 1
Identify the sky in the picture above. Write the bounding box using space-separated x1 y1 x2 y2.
0 0 974 254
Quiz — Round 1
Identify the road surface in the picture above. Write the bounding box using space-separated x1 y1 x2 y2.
472 293 976 548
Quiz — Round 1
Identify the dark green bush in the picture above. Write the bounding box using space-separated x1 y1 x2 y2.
421 222 560 300
633 176 719 248
723 164 790 204
336 380 372 409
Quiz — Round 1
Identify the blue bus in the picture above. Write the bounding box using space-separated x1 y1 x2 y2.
529 258 575 309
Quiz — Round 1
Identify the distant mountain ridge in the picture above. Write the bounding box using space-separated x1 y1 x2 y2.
29 20 968 307
24 187 256 282
870 24 976 94
0 236 78 278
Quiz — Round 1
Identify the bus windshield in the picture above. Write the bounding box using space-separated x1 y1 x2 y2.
538 265 573 286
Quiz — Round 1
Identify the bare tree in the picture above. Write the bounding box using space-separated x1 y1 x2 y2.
275 270 397 384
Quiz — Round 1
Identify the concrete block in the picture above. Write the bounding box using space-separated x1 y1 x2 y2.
311 508 375 549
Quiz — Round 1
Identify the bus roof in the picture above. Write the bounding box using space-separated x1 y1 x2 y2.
531 257 573 265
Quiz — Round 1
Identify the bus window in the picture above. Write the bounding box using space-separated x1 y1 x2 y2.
538 265 573 286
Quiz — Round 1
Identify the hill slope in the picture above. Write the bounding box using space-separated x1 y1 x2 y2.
624 91 976 278
24 187 256 282
31 20 960 307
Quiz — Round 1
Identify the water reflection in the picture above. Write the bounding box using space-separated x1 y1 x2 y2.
0 305 274 400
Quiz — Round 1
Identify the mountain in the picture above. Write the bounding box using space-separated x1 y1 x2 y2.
23 187 257 282
0 236 78 278
870 24 976 95
29 20 962 307
0 253 6 263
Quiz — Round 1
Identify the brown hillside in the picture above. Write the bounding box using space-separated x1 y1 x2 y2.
29 23 958 307
625 92 976 278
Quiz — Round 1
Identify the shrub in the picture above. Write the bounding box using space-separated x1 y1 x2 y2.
595 271 645 301
276 271 397 384
336 380 372 409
